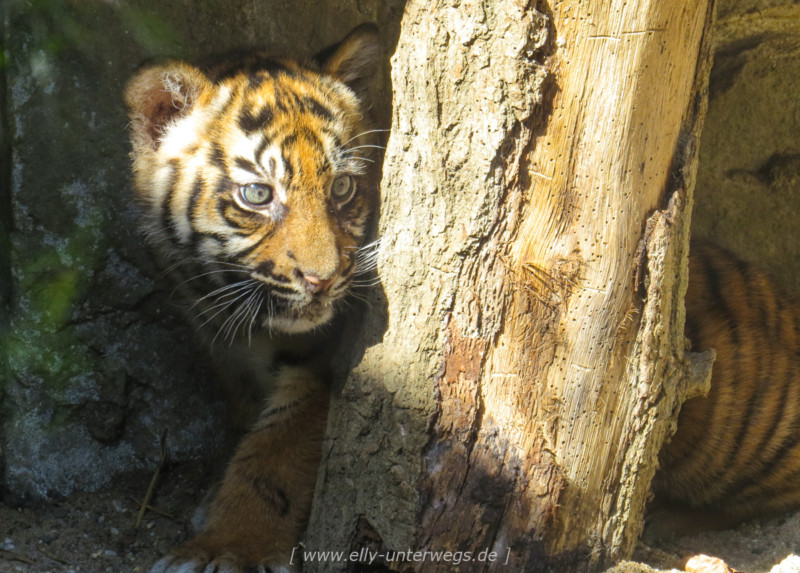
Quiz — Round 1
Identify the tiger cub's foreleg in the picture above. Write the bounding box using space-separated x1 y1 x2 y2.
151 367 328 573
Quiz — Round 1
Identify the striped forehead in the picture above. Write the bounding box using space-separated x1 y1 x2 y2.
225 124 336 182
227 136 285 181
281 126 336 179
230 70 343 134
213 70 357 184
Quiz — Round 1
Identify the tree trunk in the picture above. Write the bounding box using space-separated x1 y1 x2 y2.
306 1 716 571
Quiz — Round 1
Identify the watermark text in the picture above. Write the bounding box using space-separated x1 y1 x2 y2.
290 546 511 566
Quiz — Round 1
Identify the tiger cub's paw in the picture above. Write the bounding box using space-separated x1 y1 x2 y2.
149 534 296 573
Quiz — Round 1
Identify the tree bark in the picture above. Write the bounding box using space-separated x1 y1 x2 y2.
306 1 716 571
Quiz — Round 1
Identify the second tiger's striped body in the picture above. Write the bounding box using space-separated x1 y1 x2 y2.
652 242 800 534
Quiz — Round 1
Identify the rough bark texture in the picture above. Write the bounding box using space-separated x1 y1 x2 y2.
307 1 715 571
0 0 405 500
307 0 549 566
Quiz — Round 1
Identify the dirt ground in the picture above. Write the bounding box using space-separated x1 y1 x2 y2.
0 461 212 573
1 461 798 573
627 512 800 573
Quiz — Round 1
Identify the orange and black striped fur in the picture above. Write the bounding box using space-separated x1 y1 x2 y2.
124 25 381 572
650 242 800 535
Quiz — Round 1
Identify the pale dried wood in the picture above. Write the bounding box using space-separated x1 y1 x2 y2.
475 1 716 567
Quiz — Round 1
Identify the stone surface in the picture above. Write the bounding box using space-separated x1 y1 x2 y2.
0 0 402 500
692 1 800 292
2 0 224 500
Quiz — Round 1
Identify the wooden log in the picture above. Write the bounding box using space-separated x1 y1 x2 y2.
306 1 716 571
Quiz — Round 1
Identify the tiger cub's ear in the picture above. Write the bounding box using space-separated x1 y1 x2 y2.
124 61 210 151
317 23 381 90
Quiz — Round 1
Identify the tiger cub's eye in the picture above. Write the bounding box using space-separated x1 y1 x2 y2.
240 183 274 207
331 175 355 205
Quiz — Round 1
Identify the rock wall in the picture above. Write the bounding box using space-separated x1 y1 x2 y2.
693 0 800 292
0 0 403 500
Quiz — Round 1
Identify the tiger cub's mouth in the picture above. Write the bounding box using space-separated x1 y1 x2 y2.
247 269 352 335
187 265 349 343
189 242 378 342
241 255 357 334
259 282 344 334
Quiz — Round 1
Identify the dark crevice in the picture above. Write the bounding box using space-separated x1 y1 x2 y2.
0 0 12 498
0 8 12 313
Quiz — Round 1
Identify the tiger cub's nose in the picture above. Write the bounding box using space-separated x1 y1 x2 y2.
295 269 335 294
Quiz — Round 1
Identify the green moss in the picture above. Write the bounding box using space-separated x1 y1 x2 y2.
115 4 184 57
4 206 102 395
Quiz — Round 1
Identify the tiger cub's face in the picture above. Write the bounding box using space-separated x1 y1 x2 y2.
124 27 380 335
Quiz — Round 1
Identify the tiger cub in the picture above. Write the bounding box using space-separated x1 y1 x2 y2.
650 241 800 535
124 25 381 572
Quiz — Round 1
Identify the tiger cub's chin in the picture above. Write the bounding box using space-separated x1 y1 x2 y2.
265 303 335 334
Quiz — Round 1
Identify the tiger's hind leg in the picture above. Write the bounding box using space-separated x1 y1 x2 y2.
150 367 328 573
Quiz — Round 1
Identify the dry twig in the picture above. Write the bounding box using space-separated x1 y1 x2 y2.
136 429 169 528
